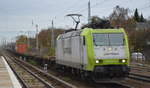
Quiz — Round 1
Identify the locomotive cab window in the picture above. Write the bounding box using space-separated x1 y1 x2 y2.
109 33 124 46
93 33 124 46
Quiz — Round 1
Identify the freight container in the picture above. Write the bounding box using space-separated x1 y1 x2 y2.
16 44 28 54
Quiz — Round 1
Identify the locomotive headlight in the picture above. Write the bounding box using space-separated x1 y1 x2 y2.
96 60 99 63
108 47 112 51
122 59 126 63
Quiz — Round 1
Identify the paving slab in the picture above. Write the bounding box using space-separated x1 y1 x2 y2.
0 56 22 88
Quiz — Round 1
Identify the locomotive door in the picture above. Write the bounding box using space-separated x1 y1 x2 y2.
81 36 87 69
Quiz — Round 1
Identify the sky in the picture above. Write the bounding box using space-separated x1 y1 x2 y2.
0 0 150 44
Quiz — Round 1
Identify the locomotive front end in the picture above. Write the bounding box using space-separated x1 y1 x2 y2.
82 28 130 80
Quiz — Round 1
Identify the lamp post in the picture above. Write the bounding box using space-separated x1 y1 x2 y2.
51 20 54 48
35 24 39 50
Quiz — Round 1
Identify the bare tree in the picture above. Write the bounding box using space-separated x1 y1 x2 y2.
109 5 129 28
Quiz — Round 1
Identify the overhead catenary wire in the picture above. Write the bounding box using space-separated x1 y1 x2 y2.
129 5 150 14
76 0 110 13
54 0 88 18
54 0 111 19
52 0 150 28
50 0 88 28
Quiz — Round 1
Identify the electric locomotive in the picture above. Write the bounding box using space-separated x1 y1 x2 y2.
56 28 130 81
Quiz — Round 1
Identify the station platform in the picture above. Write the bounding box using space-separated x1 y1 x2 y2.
0 56 22 88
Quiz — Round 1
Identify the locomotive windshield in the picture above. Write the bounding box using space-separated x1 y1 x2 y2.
93 33 124 46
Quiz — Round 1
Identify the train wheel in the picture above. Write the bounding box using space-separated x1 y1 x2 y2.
80 71 91 81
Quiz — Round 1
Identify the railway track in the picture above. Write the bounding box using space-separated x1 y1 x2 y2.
129 63 150 83
129 73 150 82
93 82 132 88
3 54 50 88
3 53 77 88
131 66 150 72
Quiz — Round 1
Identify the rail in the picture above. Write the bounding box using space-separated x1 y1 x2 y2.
5 53 77 88
129 73 150 82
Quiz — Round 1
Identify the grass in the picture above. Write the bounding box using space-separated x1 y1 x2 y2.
28 59 38 66
62 77 72 81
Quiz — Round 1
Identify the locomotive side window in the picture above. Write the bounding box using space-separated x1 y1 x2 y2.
63 38 72 54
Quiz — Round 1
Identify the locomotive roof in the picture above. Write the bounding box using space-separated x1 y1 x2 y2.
57 28 126 39
58 30 81 39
